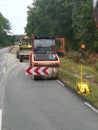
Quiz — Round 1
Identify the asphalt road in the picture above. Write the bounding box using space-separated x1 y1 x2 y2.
0 48 98 130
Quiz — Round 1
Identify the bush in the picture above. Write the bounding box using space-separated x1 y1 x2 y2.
95 60 98 71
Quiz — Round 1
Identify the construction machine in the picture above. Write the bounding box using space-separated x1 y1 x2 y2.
55 38 66 56
16 36 32 62
29 36 60 79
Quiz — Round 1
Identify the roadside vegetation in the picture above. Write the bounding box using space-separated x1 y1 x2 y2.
59 51 98 108
0 13 24 47
0 13 12 46
26 0 98 52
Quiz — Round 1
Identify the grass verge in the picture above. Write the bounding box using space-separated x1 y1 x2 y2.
59 57 98 108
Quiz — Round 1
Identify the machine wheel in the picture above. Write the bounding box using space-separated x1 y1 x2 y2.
33 75 38 80
19 55 23 62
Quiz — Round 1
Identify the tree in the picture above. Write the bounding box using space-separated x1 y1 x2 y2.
72 0 97 50
25 0 98 51
0 13 11 46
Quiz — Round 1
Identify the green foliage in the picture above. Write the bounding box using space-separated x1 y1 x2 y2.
95 60 98 71
25 0 74 38
0 13 21 46
72 0 96 49
0 12 11 46
60 57 98 107
25 0 98 51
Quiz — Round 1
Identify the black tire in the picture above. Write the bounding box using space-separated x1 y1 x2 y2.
33 75 39 80
19 55 23 62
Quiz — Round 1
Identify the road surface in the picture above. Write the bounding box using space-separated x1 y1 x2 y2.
0 48 98 130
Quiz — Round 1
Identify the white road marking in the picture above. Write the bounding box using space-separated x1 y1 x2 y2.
56 80 65 87
0 109 3 130
57 80 98 114
84 102 98 114
3 67 5 74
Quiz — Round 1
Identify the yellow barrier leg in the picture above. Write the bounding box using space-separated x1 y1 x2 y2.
76 64 90 95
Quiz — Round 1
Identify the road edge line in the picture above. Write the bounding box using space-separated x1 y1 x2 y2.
57 79 98 114
56 80 65 87
84 102 98 114
0 109 2 130
3 67 6 74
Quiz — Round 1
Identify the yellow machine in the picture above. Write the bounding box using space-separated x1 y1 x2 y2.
16 36 32 62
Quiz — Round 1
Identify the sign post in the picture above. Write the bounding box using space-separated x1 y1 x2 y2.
76 43 90 94
76 65 90 95
80 43 86 64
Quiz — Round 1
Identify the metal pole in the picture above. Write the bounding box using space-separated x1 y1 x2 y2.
80 64 83 83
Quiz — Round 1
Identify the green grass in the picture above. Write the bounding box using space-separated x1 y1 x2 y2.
95 60 98 72
59 57 98 108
